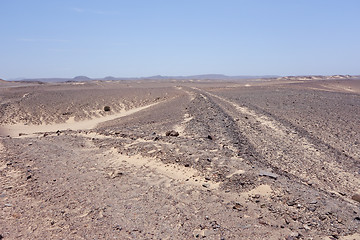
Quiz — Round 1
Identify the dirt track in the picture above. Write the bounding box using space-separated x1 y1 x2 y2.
1 79 360 239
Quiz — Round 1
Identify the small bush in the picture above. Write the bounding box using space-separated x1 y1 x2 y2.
104 106 111 112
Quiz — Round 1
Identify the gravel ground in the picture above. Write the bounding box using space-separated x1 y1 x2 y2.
1 79 359 239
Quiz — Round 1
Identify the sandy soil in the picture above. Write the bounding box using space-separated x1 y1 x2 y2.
0 79 359 239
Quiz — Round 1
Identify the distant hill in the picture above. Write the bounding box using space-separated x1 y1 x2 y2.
276 75 360 81
144 74 279 80
73 76 91 81
104 76 118 80
12 74 360 83
15 74 279 82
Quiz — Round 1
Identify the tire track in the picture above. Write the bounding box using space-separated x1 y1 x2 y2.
196 88 360 199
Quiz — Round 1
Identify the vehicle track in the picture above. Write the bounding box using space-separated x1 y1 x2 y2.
194 87 360 201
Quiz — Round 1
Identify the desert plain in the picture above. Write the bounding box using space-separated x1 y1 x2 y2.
0 77 360 239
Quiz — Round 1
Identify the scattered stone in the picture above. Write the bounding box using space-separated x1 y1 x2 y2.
4 203 12 207
309 200 318 204
303 224 311 230
202 183 210 188
308 206 317 212
259 170 278 180
207 135 213 140
352 194 360 203
233 202 242 211
108 170 123 179
287 200 296 206
104 106 111 111
153 136 159 141
286 232 300 240
28 142 33 146
165 130 179 137
307 180 316 186
210 221 221 230
354 216 360 221
258 219 267 225
184 164 190 167
252 194 260 199
205 177 211 181
193 228 214 238
113 225 122 231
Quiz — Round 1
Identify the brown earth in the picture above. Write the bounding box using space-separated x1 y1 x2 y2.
0 79 360 239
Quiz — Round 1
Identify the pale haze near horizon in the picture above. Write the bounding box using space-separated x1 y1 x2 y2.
1 0 359 80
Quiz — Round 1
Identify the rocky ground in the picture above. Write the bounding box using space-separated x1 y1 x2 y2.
0 79 359 239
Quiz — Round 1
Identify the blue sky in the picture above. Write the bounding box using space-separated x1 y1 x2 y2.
1 0 359 79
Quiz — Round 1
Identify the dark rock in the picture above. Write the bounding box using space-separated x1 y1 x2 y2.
207 135 213 140
113 225 122 231
352 194 360 203
287 200 296 206
233 202 242 211
258 219 267 225
354 216 360 221
308 206 317 212
184 164 190 167
104 106 111 111
253 194 260 199
202 183 210 188
259 170 278 179
165 130 179 137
